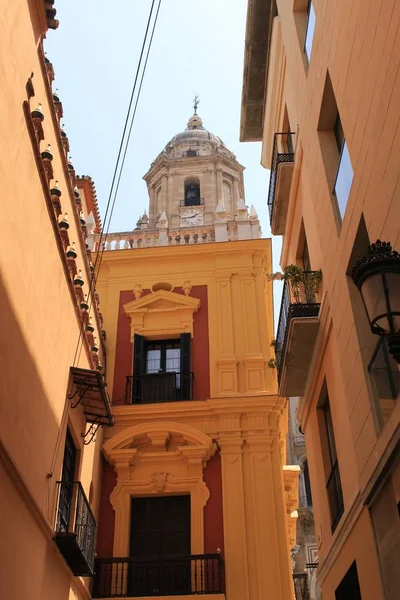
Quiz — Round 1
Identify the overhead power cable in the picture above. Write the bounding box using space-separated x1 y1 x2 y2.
72 0 162 368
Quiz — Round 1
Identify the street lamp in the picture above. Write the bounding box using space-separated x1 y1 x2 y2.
352 240 400 363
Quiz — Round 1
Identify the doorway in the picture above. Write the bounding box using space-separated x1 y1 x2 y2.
129 495 191 596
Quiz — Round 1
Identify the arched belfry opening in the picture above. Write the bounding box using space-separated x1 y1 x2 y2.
184 177 201 206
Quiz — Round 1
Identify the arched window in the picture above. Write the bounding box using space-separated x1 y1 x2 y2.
184 177 201 206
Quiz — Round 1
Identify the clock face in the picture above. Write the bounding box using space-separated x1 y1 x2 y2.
180 208 204 227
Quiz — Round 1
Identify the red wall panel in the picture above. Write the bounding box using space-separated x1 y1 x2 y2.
96 457 117 557
203 450 225 557
112 285 210 403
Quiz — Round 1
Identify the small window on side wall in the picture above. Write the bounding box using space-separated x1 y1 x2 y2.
318 72 354 221
304 1 316 62
368 338 399 428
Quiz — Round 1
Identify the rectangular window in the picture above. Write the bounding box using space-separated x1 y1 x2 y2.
304 1 316 62
368 338 400 428
318 73 354 221
321 394 344 531
334 140 354 218
132 333 192 403
145 340 181 374
335 561 362 600
57 428 77 532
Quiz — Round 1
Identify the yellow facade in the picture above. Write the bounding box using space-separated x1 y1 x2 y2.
97 239 299 600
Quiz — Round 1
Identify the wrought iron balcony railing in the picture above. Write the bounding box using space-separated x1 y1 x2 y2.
267 132 295 228
125 371 194 404
92 553 223 598
293 572 310 600
275 271 321 378
54 481 97 576
326 460 344 531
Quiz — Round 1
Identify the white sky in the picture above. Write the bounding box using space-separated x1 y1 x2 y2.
45 0 283 325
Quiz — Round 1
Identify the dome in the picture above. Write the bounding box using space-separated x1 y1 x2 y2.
162 112 228 157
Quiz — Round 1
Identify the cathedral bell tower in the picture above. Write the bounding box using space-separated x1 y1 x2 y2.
141 110 261 243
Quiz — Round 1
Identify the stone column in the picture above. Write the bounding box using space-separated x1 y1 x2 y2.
161 173 168 214
244 427 293 600
148 184 156 227
246 426 293 600
233 177 240 213
216 168 223 201
219 435 250 600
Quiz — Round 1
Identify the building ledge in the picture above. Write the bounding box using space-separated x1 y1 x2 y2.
95 596 226 600
240 0 277 141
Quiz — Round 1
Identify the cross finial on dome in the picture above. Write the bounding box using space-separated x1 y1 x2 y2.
193 94 199 114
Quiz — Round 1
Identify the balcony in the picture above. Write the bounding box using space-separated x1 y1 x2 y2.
276 271 321 397
268 132 295 235
126 372 194 404
54 481 97 576
92 554 223 598
293 573 310 600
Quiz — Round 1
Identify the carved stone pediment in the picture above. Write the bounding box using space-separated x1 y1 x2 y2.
123 289 200 338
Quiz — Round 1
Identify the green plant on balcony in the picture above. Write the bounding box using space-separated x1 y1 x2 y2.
283 265 322 303
267 358 277 369
306 269 323 300
283 264 303 302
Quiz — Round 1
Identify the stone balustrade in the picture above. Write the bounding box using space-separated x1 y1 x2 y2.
90 226 220 251
88 217 261 252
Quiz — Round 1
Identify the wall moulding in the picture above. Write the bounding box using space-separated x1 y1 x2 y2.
103 422 215 556
123 289 200 339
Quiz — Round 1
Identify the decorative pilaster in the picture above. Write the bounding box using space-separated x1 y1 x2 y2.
214 199 229 242
161 172 168 214
233 177 240 213
148 184 156 227
219 435 250 600
215 272 238 394
245 430 293 600
216 168 223 201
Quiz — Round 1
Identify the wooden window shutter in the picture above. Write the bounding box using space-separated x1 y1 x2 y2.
180 333 191 400
133 334 145 403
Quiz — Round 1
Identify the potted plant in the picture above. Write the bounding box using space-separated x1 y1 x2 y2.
283 264 303 303
31 103 44 122
58 213 69 231
50 180 61 197
74 270 84 287
92 337 99 354
87 317 95 333
41 144 53 161
52 88 60 103
66 243 77 259
80 294 89 311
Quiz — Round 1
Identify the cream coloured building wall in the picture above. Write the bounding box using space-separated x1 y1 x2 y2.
0 2 106 599
241 0 400 599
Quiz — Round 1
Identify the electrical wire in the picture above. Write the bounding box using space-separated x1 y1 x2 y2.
72 0 162 368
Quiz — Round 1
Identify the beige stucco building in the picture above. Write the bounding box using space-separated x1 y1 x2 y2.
0 2 299 600
241 1 400 599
